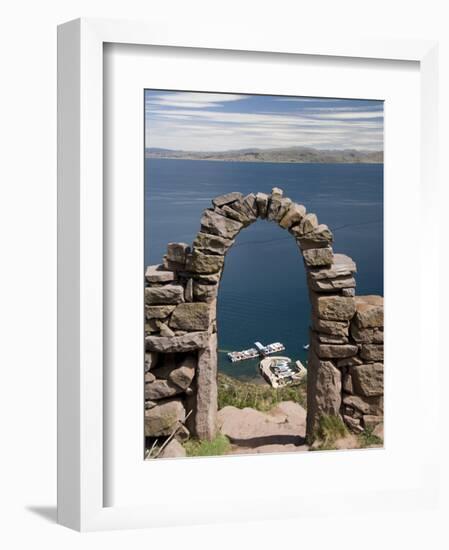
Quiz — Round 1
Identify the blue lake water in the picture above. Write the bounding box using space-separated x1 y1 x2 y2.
145 159 383 381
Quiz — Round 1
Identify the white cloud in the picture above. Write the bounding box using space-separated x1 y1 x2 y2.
145 95 383 151
310 111 383 120
146 92 246 109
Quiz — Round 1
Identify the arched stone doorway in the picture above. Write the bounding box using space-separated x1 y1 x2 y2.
144 188 384 443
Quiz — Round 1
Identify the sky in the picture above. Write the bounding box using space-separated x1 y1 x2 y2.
145 90 383 152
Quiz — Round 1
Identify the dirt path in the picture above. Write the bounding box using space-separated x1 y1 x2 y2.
217 401 309 455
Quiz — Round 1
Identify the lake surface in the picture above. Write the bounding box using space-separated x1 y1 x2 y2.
145 159 383 381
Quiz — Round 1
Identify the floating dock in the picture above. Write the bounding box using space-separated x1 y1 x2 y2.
227 341 285 363
259 356 307 388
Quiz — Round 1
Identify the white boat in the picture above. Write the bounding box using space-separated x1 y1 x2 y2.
259 356 307 388
227 341 286 363
303 344 310 350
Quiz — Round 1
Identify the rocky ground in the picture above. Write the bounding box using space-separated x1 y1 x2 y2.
217 400 383 455
153 397 383 458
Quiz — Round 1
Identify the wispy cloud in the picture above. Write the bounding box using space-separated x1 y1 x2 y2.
146 92 246 109
145 91 383 151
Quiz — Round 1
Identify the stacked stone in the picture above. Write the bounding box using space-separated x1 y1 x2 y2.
265 190 385 436
305 281 384 436
340 295 384 433
144 187 384 446
144 243 217 443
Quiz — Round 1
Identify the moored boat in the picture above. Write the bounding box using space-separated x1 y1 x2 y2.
227 341 286 363
259 356 307 388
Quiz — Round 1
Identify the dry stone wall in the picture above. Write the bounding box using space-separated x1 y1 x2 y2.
144 188 384 444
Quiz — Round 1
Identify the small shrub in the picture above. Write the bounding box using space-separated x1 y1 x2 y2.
183 434 231 457
358 427 383 448
312 414 348 450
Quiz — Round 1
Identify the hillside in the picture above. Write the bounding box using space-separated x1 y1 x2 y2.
145 146 383 164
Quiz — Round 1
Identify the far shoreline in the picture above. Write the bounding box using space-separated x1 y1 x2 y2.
145 156 384 165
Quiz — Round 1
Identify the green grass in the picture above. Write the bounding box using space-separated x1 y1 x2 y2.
358 427 383 448
217 372 306 412
183 434 231 457
311 414 348 450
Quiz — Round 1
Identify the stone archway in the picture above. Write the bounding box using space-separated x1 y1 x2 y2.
144 188 384 444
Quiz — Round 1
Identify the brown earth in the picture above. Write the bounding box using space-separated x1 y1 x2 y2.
217 401 309 454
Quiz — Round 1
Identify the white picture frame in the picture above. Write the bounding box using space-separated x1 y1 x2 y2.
57 17 439 531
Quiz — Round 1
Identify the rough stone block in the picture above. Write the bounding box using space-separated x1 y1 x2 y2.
274 197 292 222
145 285 185 305
352 363 384 397
145 305 176 319
212 192 243 207
298 213 318 235
342 373 354 394
145 318 161 334
311 316 349 337
312 339 358 359
354 295 384 328
193 272 221 284
317 332 349 344
279 202 306 229
343 394 383 415
227 198 256 223
308 253 357 281
360 344 384 361
189 249 224 274
255 192 269 218
308 274 356 292
221 203 252 225
193 232 234 255
167 242 190 264
200 209 243 240
306 350 342 436
350 322 384 343
145 351 158 372
169 354 197 390
170 302 212 331
145 264 175 284
159 439 186 458
267 187 284 220
242 193 259 217
145 379 183 400
144 398 186 437
145 371 156 383
193 282 217 303
312 294 356 321
195 333 218 440
303 247 333 267
297 224 333 250
159 323 175 337
145 331 209 352
162 255 186 272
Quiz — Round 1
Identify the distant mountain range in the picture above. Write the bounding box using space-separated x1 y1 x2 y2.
145 146 383 164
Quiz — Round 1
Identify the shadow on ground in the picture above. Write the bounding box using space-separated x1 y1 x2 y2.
26 506 57 523
228 434 306 448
